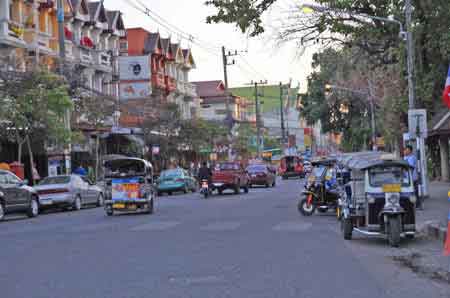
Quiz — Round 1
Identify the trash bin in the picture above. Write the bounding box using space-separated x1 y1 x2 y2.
9 162 24 180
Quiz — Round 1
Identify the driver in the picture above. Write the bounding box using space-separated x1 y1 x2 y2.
198 161 212 186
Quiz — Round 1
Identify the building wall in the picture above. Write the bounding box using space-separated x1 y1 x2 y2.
126 28 148 56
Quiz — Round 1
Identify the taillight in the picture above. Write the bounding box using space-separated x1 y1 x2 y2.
38 188 69 195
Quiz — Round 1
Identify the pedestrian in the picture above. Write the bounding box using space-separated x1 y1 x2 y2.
73 164 87 176
404 144 421 209
32 162 40 184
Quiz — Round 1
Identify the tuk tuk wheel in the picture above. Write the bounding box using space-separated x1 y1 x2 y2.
145 198 154 214
106 207 113 216
298 198 316 216
388 216 401 247
342 217 353 240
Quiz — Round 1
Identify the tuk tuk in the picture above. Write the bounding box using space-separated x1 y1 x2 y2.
103 157 155 216
339 153 416 247
298 158 342 216
279 155 305 179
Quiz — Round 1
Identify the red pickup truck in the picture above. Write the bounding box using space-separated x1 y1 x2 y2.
212 162 249 195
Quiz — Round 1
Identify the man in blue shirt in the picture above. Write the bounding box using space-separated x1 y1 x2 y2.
73 165 87 177
404 145 421 209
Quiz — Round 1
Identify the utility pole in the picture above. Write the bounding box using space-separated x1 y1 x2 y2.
57 0 66 74
221 46 230 113
279 82 286 144
255 82 261 158
405 0 428 198
367 79 377 151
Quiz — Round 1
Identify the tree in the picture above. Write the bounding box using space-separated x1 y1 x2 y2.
0 69 73 184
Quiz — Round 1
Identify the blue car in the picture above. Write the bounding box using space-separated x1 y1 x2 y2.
156 168 197 196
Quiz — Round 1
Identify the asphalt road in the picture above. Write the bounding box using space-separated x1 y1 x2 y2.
1 178 449 298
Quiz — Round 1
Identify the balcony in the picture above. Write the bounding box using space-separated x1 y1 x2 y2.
93 51 112 73
74 46 92 65
165 76 177 92
151 73 165 89
36 31 55 55
0 20 27 48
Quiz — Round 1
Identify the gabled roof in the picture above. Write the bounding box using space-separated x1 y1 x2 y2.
88 1 108 24
160 38 173 58
144 32 162 54
192 80 226 98
171 43 184 64
70 0 89 17
106 10 125 32
182 48 196 68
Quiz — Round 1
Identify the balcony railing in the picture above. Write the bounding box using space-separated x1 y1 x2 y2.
93 51 112 70
37 31 51 50
74 46 92 64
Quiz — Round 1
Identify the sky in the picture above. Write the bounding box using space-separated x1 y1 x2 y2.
104 0 315 91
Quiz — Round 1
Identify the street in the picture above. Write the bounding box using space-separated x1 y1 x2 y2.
1 178 449 298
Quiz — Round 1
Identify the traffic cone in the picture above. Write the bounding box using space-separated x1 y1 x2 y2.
444 191 450 256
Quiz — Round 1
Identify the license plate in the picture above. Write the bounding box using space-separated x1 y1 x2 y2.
382 184 401 193
113 203 125 209
213 183 223 187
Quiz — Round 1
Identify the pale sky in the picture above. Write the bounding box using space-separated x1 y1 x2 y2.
104 0 314 91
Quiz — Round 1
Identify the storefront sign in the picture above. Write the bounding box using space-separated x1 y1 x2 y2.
112 178 143 201
119 56 151 80
120 82 152 100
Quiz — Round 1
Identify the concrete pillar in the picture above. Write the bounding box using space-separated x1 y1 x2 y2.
439 136 450 181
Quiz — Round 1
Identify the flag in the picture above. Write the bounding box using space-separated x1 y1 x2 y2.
442 66 450 108
444 191 450 256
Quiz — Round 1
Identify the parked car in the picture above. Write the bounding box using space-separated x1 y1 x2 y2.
34 175 104 211
0 170 39 221
279 155 305 179
247 164 276 188
212 162 249 195
156 168 197 196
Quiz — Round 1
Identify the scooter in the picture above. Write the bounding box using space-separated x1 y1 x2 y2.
200 179 210 199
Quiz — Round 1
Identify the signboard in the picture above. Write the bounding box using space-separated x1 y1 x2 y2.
119 56 151 80
112 178 143 201
408 109 428 138
120 82 151 100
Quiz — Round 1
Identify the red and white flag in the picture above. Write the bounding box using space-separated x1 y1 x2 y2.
442 66 450 108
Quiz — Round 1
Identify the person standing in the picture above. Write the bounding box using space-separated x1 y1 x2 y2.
404 145 421 209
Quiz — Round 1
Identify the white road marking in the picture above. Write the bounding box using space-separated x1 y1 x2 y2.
200 221 242 231
272 222 313 232
130 221 181 231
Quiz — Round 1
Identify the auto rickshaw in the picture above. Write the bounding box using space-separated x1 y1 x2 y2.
297 158 343 216
103 157 155 216
338 152 416 247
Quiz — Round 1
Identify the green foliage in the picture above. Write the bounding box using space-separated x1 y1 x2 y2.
0 70 73 146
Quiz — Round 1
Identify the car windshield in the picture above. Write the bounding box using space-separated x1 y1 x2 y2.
218 163 239 171
38 176 70 185
161 169 182 178
369 166 411 187
247 165 267 173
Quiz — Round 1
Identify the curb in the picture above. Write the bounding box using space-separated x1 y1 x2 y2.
418 220 447 243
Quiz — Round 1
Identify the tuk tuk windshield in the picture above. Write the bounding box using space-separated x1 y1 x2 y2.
368 166 411 187
312 166 326 178
104 159 147 178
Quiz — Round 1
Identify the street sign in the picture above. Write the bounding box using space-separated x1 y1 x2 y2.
408 109 428 138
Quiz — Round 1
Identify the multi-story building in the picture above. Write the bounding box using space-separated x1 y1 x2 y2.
118 27 199 127
193 80 251 123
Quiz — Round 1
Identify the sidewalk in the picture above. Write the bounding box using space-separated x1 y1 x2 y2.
417 181 450 239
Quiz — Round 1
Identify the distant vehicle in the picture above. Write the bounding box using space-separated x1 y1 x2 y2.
0 170 39 221
247 164 276 188
156 168 197 196
212 162 249 195
103 157 155 216
35 175 104 211
279 156 305 179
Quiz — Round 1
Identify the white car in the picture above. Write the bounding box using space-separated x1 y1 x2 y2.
34 175 104 211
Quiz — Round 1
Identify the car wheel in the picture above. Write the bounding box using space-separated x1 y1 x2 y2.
218 189 223 195
244 184 249 193
106 206 114 216
265 182 270 188
168 191 173 196
183 185 188 194
272 180 276 187
27 196 39 218
0 202 5 221
96 193 104 207
73 195 82 211
157 191 162 196
145 197 154 214
234 183 240 194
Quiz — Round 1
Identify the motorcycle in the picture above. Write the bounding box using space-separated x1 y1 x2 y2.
200 179 210 199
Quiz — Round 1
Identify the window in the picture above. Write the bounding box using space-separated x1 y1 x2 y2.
6 173 21 184
39 176 70 185
368 166 411 187
0 173 8 184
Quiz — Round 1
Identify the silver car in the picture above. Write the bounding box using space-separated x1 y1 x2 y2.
34 175 104 211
